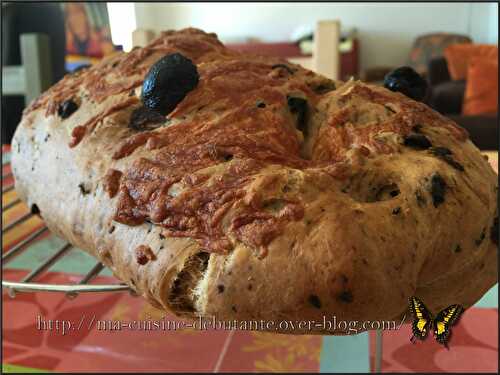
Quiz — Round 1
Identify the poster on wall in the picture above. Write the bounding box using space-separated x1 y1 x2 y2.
62 2 119 70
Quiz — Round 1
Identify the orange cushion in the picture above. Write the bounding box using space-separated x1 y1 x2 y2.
462 57 498 116
444 44 498 80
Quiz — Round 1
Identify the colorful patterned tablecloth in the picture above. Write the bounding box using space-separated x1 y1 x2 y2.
2 145 498 373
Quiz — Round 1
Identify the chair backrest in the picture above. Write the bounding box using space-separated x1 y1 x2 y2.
2 2 66 85
2 33 55 144
312 20 341 80
2 34 53 104
1 2 66 144
407 33 472 76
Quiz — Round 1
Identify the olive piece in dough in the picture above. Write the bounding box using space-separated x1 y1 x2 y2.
383 66 428 102
58 99 79 119
141 53 199 115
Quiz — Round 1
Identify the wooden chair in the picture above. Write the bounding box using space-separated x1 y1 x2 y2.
289 20 341 80
2 33 53 105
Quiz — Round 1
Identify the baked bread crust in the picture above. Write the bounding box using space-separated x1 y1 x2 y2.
11 28 497 334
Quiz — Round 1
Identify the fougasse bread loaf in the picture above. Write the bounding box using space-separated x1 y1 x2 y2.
11 28 498 334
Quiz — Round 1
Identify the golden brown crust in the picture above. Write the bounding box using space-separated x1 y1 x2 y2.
12 28 497 334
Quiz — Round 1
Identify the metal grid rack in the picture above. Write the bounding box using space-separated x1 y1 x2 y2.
2 169 384 372
2 171 131 298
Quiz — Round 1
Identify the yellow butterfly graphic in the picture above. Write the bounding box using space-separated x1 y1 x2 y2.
408 296 464 349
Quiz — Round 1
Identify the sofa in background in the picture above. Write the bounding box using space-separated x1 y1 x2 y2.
427 56 498 151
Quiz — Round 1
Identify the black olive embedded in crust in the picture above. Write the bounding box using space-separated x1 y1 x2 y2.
429 147 452 156
141 53 199 116
475 228 486 246
256 100 266 108
129 106 165 131
404 133 432 150
308 294 322 309
58 99 79 119
384 66 428 102
392 207 401 215
78 183 91 195
430 173 447 207
440 155 464 172
287 96 308 134
337 290 353 303
271 64 295 75
429 147 465 171
30 204 40 215
491 217 498 245
312 81 336 95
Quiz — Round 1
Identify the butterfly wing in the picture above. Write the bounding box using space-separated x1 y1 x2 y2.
409 296 433 342
433 304 464 348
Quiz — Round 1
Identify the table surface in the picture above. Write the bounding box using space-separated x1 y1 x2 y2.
2 146 498 373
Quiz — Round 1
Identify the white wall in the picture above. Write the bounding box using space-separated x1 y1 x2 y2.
488 2 498 44
134 2 498 72
107 3 136 51
469 2 498 44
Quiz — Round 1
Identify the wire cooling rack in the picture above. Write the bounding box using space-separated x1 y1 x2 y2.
2 171 132 298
